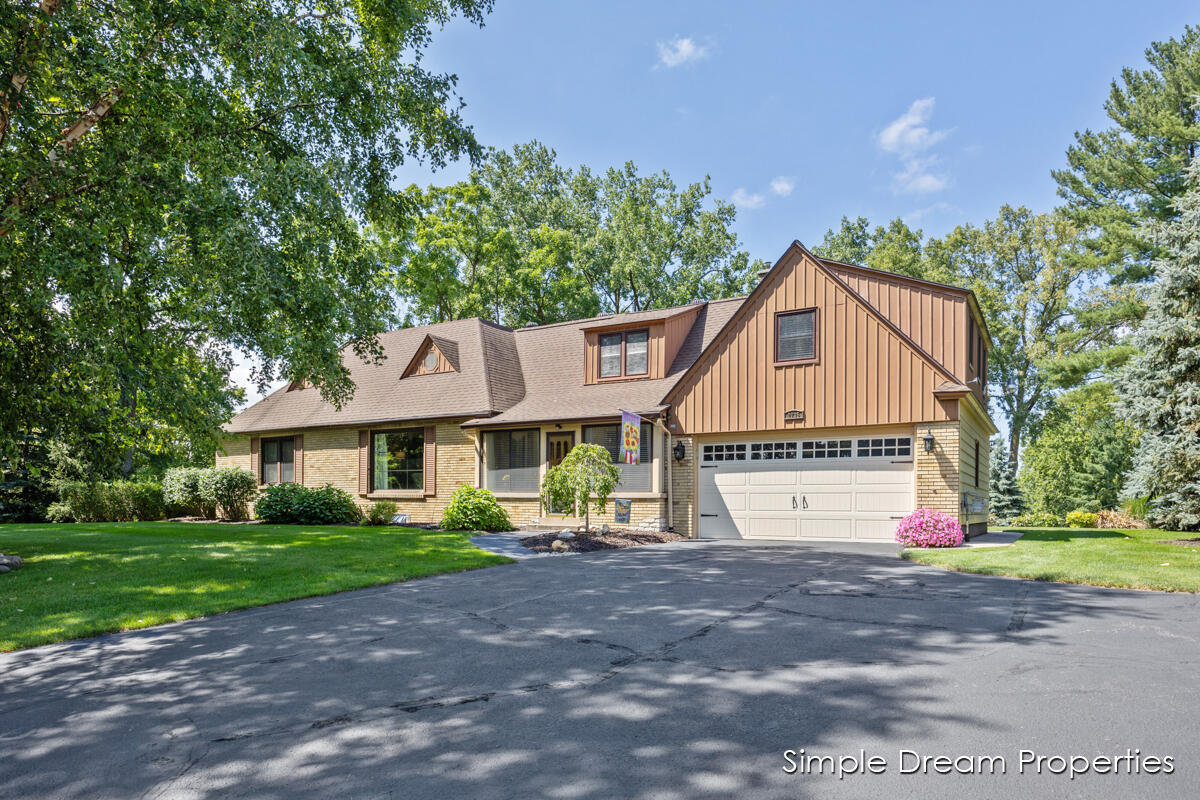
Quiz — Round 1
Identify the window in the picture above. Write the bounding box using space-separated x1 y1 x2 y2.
424 350 438 371
776 310 816 362
261 437 294 484
372 429 424 491
584 422 652 491
484 429 540 492
974 439 981 487
701 443 747 463
855 437 912 458
597 329 650 379
750 441 798 460
801 439 852 459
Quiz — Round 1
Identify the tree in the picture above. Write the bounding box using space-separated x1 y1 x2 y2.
540 443 621 532
988 438 1024 523
815 216 929 279
390 142 762 326
1052 26 1200 374
1 0 491 473
1018 383 1138 516
1115 161 1200 530
928 207 1092 467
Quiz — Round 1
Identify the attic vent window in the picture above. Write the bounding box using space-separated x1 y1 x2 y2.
423 351 438 372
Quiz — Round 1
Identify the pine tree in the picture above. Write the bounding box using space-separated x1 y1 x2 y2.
989 438 1024 523
1115 160 1200 531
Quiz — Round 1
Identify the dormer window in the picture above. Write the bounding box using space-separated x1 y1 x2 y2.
423 351 438 372
599 329 649 379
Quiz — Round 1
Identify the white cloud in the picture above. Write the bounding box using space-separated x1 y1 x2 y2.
876 97 952 194
657 36 709 68
731 187 765 209
769 176 796 196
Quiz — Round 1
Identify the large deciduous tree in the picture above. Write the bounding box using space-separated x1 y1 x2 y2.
1115 161 1200 530
1 0 490 473
389 142 761 326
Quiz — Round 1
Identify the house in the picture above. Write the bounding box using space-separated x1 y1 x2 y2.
218 240 997 539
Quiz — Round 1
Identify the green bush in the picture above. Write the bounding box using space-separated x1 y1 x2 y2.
198 467 257 521
162 467 214 518
254 482 309 523
441 485 511 531
363 500 399 526
254 483 360 524
1065 509 1099 528
1011 510 1063 528
1122 495 1152 521
51 480 165 522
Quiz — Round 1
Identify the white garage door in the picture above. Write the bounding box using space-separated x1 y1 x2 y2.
698 435 914 541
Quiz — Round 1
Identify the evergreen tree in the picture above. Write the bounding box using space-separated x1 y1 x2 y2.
989 438 1024 523
1115 160 1200 530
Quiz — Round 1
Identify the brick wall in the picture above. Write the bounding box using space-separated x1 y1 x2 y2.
914 420 961 522
669 435 695 538
496 497 668 531
217 420 478 524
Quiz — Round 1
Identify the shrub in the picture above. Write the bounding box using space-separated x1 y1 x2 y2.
51 480 165 522
254 483 360 524
894 508 964 548
441 485 511 531
198 467 257 521
254 482 309 523
1011 510 1063 528
1122 495 1152 521
1065 509 1099 528
163 467 214 518
1095 508 1149 529
363 500 399 526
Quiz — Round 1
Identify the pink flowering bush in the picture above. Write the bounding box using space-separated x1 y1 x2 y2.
895 508 964 548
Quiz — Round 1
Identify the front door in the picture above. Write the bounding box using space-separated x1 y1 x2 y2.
546 432 575 514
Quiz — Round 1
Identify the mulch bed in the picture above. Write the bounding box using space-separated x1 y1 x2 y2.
1160 537 1200 546
521 528 685 553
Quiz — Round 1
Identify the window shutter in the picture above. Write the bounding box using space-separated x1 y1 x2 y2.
358 430 369 495
250 437 260 483
423 425 437 496
294 434 304 485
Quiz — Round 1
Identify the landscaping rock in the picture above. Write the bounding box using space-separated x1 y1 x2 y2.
0 554 22 571
600 524 610 534
556 531 575 540
550 539 571 552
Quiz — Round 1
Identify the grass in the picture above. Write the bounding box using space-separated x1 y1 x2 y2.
0 521 512 651
901 527 1200 593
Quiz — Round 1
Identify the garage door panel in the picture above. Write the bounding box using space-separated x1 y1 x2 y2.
858 466 914 484
747 492 797 512
854 491 911 513
800 518 853 539
748 470 801 486
798 469 853 486
802 492 852 512
747 516 799 538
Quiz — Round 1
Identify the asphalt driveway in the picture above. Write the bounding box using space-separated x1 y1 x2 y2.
1 540 1197 799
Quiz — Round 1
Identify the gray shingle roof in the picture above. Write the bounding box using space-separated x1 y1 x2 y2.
224 299 745 435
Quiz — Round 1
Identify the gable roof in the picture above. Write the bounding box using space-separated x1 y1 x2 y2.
401 333 460 377
224 318 521 434
461 298 743 428
662 241 961 409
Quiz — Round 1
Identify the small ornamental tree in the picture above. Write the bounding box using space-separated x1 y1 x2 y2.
540 443 621 531
895 508 964 548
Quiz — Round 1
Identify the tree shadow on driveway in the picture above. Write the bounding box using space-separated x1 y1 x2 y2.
1 542 1195 799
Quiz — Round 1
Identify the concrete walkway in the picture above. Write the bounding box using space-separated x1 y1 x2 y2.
469 531 570 560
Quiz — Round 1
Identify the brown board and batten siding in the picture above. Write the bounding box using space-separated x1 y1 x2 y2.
581 305 703 385
666 245 958 435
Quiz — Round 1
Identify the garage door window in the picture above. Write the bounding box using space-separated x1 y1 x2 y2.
856 437 912 458
702 443 747 463
800 439 852 459
750 441 797 460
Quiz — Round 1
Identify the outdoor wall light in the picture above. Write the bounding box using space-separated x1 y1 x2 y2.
672 441 686 462
922 429 936 453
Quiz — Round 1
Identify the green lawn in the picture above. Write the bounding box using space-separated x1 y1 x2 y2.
901 527 1200 592
0 521 512 651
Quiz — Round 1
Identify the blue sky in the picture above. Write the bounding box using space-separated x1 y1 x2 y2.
234 0 1198 404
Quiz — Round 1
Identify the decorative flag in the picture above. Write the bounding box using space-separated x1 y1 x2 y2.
620 410 641 464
